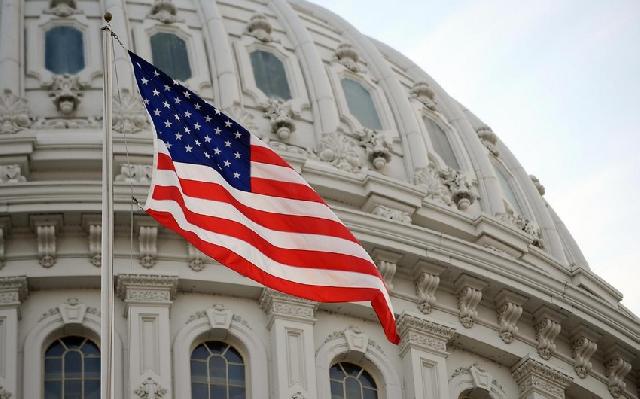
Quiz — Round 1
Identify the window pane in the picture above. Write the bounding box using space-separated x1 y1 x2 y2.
206 341 226 354
82 341 100 356
45 26 85 74
331 380 344 399
210 384 227 399
64 379 82 399
228 364 245 387
224 347 243 364
192 344 210 359
64 351 83 379
45 358 62 380
345 377 363 399
45 337 101 399
210 356 227 382
191 360 208 385
424 117 459 170
84 380 100 399
46 341 66 357
250 50 292 100
359 371 376 389
362 388 378 399
193 342 245 399
495 165 524 214
341 363 361 377
45 381 62 399
229 385 245 399
341 78 382 130
192 383 208 399
84 357 100 380
151 32 192 81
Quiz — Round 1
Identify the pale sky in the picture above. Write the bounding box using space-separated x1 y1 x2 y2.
310 0 640 315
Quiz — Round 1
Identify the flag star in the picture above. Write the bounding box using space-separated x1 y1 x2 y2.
195 139 201 146
143 99 150 105
194 103 201 110
194 122 201 130
234 131 242 139
184 126 190 133
136 62 141 68
152 89 160 96
153 70 160 77
164 84 170 91
141 77 149 85
153 108 161 116
185 145 193 152
204 152 210 158
173 79 180 85
223 160 231 167
214 147 221 155
214 127 222 135
174 114 180 121
224 120 232 128
166 142 172 149
233 172 240 179
205 115 212 122
234 152 241 159
224 140 231 147
174 97 181 104
163 101 170 108
175 133 183 140
214 108 221 115
183 91 191 98
184 111 191 118
164 120 172 128
204 135 211 143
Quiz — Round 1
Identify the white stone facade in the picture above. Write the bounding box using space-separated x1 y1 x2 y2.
0 0 639 398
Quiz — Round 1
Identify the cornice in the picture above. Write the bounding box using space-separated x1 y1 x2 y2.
259 288 318 328
512 356 573 399
396 312 455 357
0 275 28 306
115 274 178 306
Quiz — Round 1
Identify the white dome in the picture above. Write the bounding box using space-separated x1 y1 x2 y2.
0 0 637 398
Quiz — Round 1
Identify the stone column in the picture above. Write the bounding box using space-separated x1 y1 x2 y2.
260 289 318 399
0 276 28 399
397 312 455 399
116 274 178 399
0 0 21 94
512 356 573 399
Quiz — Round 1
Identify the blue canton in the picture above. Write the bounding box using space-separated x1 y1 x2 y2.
129 51 251 191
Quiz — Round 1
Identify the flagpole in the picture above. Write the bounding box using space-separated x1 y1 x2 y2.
100 12 115 399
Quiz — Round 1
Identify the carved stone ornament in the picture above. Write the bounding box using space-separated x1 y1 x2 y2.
476 126 498 156
113 89 148 134
416 271 439 314
441 168 476 211
0 164 27 184
360 128 392 171
262 99 296 141
449 364 507 399
0 89 31 134
290 392 305 399
410 81 437 110
455 275 487 328
372 249 401 290
116 274 178 305
605 350 632 398
495 290 527 344
88 223 101 267
572 335 597 378
534 307 564 360
0 386 12 399
497 210 543 247
414 162 453 207
148 0 180 24
115 164 152 185
317 131 363 173
138 225 158 268
187 243 208 271
32 217 61 268
530 175 545 195
259 288 317 327
134 377 167 399
512 356 573 399
0 225 5 269
246 14 273 42
371 205 411 224
0 276 29 306
46 0 80 17
344 326 370 354
396 313 455 357
46 74 86 116
334 43 362 73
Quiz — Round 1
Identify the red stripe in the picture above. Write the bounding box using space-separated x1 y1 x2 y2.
250 145 290 167
151 185 380 276
250 177 326 203
146 207 400 344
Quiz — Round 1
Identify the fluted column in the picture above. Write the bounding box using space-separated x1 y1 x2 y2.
0 0 22 94
116 274 178 399
260 289 318 399
198 0 240 110
397 313 455 399
0 276 28 399
512 356 572 399
270 0 340 137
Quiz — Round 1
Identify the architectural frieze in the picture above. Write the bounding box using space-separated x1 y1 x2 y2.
396 312 455 357
259 288 318 327
0 164 26 184
134 376 167 399
116 164 153 185
0 89 31 135
512 356 573 399
116 274 178 306
0 276 28 307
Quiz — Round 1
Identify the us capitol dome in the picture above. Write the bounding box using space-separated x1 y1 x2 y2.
0 0 638 398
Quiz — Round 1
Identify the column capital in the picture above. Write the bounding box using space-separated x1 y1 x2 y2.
259 288 317 327
512 356 572 399
116 274 178 306
397 312 455 357
0 275 28 307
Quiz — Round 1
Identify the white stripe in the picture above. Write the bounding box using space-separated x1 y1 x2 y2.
251 161 309 186
152 169 372 260
148 198 389 295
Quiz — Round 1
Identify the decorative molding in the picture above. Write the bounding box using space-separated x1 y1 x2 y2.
0 276 29 307
414 162 453 207
259 289 317 327
0 223 6 269
187 243 208 271
570 326 600 378
605 347 633 398
134 376 167 399
290 392 305 399
512 356 572 399
343 326 369 354
0 386 12 399
455 274 487 328
442 168 476 211
360 128 392 171
413 261 446 314
530 175 545 196
30 215 62 268
246 14 273 42
317 130 363 173
0 164 26 184
410 81 437 111
371 205 411 224
147 0 180 24
262 99 296 142
116 274 178 306
533 307 565 360
495 290 527 344
476 126 498 156
138 225 158 268
113 89 148 134
334 43 363 73
46 74 86 117
396 312 455 357
0 89 31 134
45 0 80 17
371 249 402 290
33 115 101 129
449 364 507 399
38 298 99 324
115 164 152 185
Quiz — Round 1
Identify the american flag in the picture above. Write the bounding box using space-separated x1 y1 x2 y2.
128 51 399 343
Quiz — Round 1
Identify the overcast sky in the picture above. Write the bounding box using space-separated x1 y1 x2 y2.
310 0 640 315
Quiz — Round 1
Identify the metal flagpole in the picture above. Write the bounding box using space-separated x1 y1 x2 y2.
100 12 115 399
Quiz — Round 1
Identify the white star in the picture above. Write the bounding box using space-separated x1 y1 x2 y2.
233 172 240 179
194 103 201 110
224 120 232 128
143 99 150 105
175 133 183 140
174 97 181 104
164 84 170 91
184 111 191 118
154 70 160 77
204 135 212 143
214 147 221 155
174 114 180 121
173 79 180 85
164 120 172 128
166 142 172 149
214 108 221 115
195 139 201 146
234 152 241 159
163 101 170 108
214 127 222 135
194 122 201 130
234 131 242 139
152 89 160 96
184 127 191 134
224 140 231 147
185 145 193 152
205 115 212 122
136 62 141 68
141 77 149 85
204 152 210 158
223 160 231 167
183 91 191 98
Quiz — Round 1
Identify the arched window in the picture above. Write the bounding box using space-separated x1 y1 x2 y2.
150 32 192 81
495 165 524 215
44 336 100 399
341 78 382 130
250 50 292 100
424 117 459 170
459 388 493 399
45 26 85 74
191 341 246 399
330 362 378 399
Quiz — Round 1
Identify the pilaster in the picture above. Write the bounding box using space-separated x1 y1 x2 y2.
0 276 28 399
116 274 178 399
260 289 318 399
512 356 573 399
397 312 455 399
